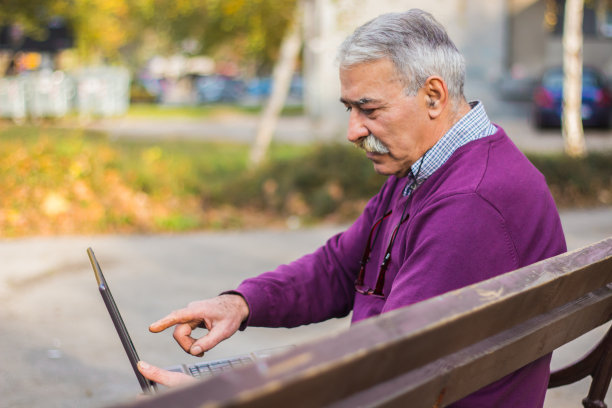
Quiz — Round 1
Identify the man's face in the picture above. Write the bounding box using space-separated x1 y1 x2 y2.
340 58 430 178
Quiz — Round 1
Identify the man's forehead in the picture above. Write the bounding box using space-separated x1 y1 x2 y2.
339 61 404 103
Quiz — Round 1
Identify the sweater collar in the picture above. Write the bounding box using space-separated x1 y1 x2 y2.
402 101 497 196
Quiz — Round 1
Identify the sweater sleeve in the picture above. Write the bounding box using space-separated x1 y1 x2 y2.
382 192 518 314
234 181 393 328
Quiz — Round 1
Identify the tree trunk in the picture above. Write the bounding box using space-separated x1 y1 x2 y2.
249 4 303 168
562 0 587 158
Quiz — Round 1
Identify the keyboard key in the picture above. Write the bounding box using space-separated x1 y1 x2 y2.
195 363 212 372
187 355 256 378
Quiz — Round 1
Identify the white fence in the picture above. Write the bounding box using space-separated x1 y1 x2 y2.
0 76 27 121
0 66 130 120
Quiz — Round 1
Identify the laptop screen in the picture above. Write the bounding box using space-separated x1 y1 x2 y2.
87 247 157 394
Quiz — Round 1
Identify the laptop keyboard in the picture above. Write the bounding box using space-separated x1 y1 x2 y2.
187 355 254 377
165 347 294 378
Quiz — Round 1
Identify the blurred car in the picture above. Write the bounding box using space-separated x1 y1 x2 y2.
532 66 612 129
245 75 303 102
195 75 245 103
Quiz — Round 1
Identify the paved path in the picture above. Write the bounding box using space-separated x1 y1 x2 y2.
85 112 612 154
0 207 611 407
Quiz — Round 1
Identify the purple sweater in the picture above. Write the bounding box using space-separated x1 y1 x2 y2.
236 127 567 407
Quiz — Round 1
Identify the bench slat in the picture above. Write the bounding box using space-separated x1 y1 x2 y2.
329 287 612 408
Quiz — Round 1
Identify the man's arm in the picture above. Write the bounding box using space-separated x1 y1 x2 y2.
140 179 394 386
234 180 395 328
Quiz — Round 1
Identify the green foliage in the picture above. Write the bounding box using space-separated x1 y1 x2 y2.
200 0 298 72
206 143 387 219
5 0 299 71
0 124 251 235
154 213 201 231
0 0 55 34
1 123 610 237
125 103 303 119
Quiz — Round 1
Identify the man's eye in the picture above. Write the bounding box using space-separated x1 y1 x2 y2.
345 105 352 112
361 108 375 116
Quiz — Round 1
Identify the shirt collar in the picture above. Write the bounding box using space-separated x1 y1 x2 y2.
403 101 497 196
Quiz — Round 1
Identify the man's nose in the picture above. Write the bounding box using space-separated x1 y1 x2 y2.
346 110 370 143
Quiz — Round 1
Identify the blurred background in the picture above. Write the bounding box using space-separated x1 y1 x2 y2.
0 0 611 236
0 0 611 407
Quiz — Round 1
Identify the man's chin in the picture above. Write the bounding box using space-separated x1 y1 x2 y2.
364 152 403 176
370 160 408 177
371 161 393 176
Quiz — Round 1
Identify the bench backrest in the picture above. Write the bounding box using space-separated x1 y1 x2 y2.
116 237 612 408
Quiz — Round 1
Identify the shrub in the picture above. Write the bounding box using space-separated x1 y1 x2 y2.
1 122 609 236
204 143 386 221
527 152 612 208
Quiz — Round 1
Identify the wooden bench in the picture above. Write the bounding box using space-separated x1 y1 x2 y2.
117 237 612 408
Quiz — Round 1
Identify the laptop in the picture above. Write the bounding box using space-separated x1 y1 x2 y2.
87 247 288 394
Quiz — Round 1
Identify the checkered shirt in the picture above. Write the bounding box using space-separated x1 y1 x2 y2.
403 101 498 196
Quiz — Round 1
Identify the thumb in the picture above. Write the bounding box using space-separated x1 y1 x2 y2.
138 361 196 387
189 323 235 356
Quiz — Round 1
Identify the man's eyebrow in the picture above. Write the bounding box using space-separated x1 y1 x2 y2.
339 97 379 106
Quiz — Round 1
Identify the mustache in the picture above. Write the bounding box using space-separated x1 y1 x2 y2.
354 134 390 154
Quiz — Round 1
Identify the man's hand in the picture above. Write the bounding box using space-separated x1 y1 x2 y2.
137 361 196 387
149 294 249 357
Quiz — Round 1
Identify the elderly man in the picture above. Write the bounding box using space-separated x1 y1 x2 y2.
139 9 566 407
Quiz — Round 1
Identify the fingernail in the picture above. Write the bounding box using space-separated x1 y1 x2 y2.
191 346 202 355
138 361 149 370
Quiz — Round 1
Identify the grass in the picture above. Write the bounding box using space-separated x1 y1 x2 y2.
126 103 304 119
0 122 610 237
0 124 251 235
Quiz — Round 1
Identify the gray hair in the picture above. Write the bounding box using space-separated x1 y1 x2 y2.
338 9 466 103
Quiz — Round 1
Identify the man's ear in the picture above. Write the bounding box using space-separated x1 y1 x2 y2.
423 76 448 119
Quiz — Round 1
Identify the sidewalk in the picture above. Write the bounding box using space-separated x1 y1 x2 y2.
85 112 612 153
0 207 610 407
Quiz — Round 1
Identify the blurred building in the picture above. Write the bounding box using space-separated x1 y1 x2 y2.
507 0 612 88
302 0 612 137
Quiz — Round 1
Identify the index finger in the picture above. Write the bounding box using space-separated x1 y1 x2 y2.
149 309 200 333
